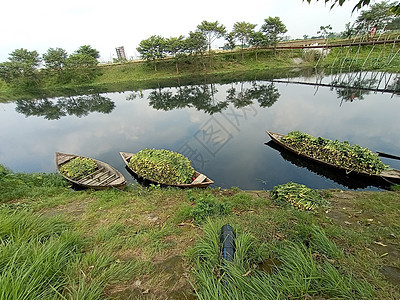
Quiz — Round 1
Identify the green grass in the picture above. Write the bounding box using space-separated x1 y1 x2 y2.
0 165 399 298
189 219 375 300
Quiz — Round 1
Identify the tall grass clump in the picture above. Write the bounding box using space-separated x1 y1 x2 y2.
0 209 146 299
0 210 81 299
189 219 375 299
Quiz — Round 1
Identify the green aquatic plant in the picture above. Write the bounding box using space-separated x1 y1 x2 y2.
128 148 195 185
60 157 97 180
281 131 389 175
270 182 328 211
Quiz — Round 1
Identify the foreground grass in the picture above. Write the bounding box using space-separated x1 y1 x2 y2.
1 165 399 299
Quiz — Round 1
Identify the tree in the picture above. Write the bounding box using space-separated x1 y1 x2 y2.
64 53 99 83
387 15 400 29
165 36 185 73
342 22 355 38
197 20 226 66
42 47 68 72
249 31 268 60
75 45 100 60
317 24 333 40
137 35 167 71
354 1 398 31
0 48 41 86
232 22 257 50
260 17 288 46
185 31 208 69
224 32 236 50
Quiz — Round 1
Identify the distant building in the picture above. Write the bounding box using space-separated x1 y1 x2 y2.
115 46 126 60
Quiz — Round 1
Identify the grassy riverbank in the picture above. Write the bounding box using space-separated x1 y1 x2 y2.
1 44 399 101
0 49 313 101
1 165 399 299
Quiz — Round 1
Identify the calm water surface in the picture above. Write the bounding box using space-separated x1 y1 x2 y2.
1 71 399 190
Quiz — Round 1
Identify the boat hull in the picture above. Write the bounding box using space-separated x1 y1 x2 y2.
55 152 126 190
120 152 214 188
266 131 400 185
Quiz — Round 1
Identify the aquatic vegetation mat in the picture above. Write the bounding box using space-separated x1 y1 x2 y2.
128 148 195 184
60 157 97 180
281 131 388 174
270 182 328 210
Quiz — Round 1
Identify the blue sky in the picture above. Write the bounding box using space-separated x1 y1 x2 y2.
0 0 363 63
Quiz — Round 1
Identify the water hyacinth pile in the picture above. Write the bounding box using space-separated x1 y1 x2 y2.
59 157 97 180
270 182 328 210
281 131 389 175
129 149 195 185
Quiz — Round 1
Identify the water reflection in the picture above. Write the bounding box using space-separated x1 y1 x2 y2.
331 77 376 103
15 94 115 120
148 83 228 114
1 70 399 191
140 81 280 114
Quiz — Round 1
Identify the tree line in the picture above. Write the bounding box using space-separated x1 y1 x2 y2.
0 45 100 88
136 17 288 72
1 1 399 89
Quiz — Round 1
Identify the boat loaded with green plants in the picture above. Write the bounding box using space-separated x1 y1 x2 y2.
55 152 126 189
120 149 214 188
266 130 400 184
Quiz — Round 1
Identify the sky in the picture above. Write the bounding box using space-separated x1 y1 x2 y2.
0 0 365 63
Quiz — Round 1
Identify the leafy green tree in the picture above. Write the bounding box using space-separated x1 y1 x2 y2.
317 24 333 40
65 53 98 68
354 1 398 31
260 17 288 46
75 45 100 60
224 32 236 50
387 15 400 29
63 53 99 83
42 47 68 72
166 36 185 73
185 31 208 69
342 22 355 38
0 48 41 86
232 22 257 50
249 31 268 60
197 20 226 66
232 21 256 59
137 35 167 71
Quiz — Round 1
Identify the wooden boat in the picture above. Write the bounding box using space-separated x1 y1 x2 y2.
266 131 400 185
119 152 214 188
55 152 126 190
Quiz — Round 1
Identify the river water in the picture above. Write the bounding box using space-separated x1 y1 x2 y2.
1 70 399 190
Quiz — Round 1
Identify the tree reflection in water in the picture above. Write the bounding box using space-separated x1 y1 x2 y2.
143 81 280 114
15 94 115 120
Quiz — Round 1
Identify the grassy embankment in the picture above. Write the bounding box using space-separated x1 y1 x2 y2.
1 164 399 299
0 49 310 101
1 42 399 101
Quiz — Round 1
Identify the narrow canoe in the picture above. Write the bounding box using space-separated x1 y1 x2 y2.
55 152 126 190
266 131 400 185
119 151 214 188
